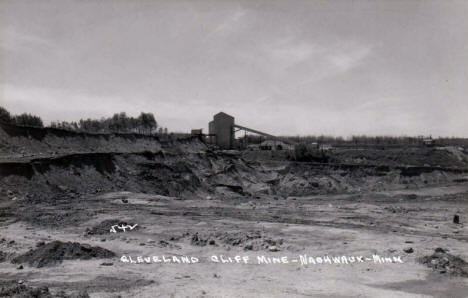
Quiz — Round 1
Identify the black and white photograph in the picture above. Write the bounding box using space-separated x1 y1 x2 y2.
1 0 468 297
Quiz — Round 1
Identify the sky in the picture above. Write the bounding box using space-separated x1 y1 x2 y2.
1 0 467 137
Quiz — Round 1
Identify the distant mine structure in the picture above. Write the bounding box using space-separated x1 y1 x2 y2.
195 112 293 150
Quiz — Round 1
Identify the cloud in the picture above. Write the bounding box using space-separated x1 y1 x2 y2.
270 40 318 65
0 28 53 52
327 45 372 73
262 38 372 81
247 40 373 106
204 8 247 40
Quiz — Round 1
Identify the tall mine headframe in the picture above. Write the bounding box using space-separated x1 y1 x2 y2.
208 112 235 150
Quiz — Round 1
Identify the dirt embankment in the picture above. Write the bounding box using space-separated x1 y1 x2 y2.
0 122 170 161
1 123 468 212
2 147 465 206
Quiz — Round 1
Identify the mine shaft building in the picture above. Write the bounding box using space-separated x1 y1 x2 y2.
208 112 235 149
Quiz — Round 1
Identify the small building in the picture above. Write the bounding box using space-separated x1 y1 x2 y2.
319 144 333 150
423 138 435 147
309 142 319 149
260 140 294 151
247 144 260 151
191 129 203 136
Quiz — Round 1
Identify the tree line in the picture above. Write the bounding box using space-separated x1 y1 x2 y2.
282 134 468 147
0 106 167 135
0 106 44 127
50 112 166 134
283 135 425 146
240 134 426 146
240 133 468 147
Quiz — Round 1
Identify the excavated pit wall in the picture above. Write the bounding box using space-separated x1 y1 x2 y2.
1 147 467 204
0 122 171 160
1 123 468 205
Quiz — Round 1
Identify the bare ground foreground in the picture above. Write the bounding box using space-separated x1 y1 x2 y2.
1 123 468 297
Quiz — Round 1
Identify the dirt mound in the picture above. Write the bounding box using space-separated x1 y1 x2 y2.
419 248 468 277
190 231 283 251
86 219 139 235
0 282 53 298
12 241 115 268
0 280 89 298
